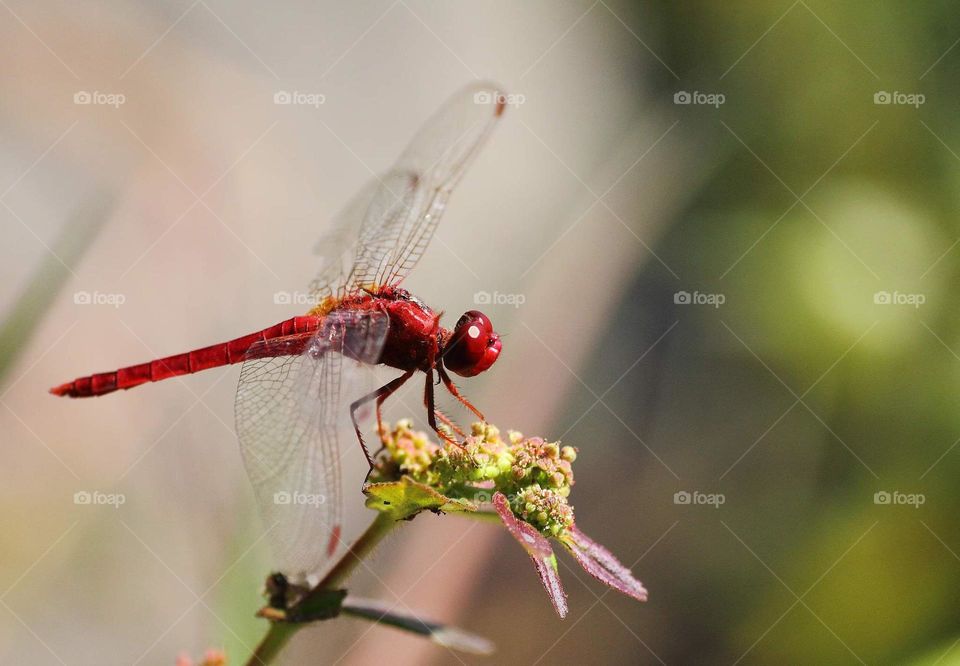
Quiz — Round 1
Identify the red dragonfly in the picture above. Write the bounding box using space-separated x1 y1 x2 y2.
51 83 506 578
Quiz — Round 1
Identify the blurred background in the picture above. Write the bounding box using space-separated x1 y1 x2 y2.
2 1 959 664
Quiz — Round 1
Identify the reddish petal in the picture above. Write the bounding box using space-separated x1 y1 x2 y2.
563 526 648 602
493 492 568 618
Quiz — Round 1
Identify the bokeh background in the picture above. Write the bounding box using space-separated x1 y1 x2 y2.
2 1 960 664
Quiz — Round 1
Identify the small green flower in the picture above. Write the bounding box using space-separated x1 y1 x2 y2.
506 435 576 496
512 485 574 536
379 418 441 480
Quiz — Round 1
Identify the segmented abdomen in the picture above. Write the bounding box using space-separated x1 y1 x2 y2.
50 316 321 398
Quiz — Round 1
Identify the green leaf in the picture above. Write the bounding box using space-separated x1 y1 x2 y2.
363 476 477 520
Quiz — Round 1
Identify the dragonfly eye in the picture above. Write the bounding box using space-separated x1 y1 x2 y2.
444 310 501 377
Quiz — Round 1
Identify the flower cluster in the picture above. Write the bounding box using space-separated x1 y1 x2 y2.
374 420 576 536
368 420 647 617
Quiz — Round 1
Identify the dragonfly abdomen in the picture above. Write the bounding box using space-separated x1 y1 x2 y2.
50 315 322 398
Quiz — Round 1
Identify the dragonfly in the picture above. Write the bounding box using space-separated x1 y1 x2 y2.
51 83 507 578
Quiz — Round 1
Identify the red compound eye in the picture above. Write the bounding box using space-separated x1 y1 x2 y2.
443 310 501 377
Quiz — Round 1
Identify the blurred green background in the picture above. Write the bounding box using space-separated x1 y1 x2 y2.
3 1 960 664
560 2 960 664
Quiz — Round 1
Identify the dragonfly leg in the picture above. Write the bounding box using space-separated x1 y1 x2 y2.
425 369 462 448
374 393 390 446
370 372 440 454
437 365 485 421
351 369 415 472
423 394 466 438
435 409 466 438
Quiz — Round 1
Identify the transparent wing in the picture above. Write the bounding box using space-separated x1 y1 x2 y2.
307 177 382 303
307 82 505 301
235 309 388 580
349 81 505 289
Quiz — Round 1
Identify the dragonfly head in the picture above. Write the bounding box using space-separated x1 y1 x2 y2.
442 310 501 377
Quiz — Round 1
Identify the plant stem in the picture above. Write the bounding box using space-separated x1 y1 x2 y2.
245 511 398 666
318 511 396 589
246 622 297 665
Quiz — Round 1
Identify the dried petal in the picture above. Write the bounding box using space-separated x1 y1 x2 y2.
561 526 648 602
493 492 568 618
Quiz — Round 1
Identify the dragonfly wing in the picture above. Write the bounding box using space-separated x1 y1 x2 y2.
235 309 389 580
347 82 506 290
307 177 382 304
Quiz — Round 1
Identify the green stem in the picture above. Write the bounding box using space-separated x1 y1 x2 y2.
317 510 397 589
245 511 398 666
245 622 297 665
